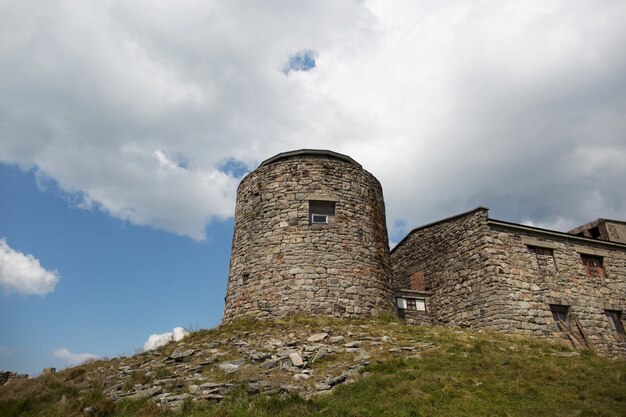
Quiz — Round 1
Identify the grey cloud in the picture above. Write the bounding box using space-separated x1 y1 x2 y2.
1 1 625 239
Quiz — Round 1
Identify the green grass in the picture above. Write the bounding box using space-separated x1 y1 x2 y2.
2 318 625 417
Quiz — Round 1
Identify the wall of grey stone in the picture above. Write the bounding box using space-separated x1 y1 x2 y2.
487 224 626 355
223 154 394 322
391 208 508 329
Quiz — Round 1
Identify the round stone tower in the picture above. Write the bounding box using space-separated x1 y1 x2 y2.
222 149 394 322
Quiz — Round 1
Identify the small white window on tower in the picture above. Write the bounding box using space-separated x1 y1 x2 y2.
396 297 407 309
311 214 328 224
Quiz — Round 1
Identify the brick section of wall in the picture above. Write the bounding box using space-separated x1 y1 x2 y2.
409 272 425 291
391 208 505 329
487 224 626 355
223 156 394 322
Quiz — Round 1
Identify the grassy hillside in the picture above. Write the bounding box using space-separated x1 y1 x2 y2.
1 316 625 417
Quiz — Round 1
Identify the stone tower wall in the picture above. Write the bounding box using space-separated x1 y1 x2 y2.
223 153 394 322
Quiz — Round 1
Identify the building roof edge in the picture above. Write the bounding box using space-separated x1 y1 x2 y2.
487 219 626 250
390 207 489 254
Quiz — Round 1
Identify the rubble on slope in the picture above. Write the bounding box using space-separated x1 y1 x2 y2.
56 320 436 409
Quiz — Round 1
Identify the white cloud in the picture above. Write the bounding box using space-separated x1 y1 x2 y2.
0 238 60 296
53 348 99 365
1 0 625 239
143 326 189 351
0 346 14 355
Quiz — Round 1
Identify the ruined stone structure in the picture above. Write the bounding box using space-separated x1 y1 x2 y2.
223 150 394 322
569 218 626 244
223 149 626 355
391 208 626 355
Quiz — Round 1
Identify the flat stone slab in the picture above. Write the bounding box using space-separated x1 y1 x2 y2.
289 352 304 367
128 386 162 400
168 349 196 361
307 332 329 342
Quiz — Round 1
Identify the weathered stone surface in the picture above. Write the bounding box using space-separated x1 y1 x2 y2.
289 352 304 367
327 374 348 386
127 386 162 400
260 358 282 369
216 359 245 373
168 349 196 362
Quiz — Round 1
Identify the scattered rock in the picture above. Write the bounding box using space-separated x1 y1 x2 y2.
328 374 348 386
246 350 271 361
168 349 196 362
307 333 329 342
216 359 246 373
315 382 331 391
260 358 282 369
31 319 446 409
127 386 162 400
289 352 304 367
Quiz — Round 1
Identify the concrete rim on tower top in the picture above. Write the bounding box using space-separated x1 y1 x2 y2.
258 149 362 168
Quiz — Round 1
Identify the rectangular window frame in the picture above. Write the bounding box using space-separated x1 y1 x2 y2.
605 310 626 339
397 297 426 312
580 254 606 278
549 304 569 323
311 214 329 224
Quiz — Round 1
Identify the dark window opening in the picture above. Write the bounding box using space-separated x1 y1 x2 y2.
580 254 605 278
309 200 335 225
242 273 250 283
589 226 601 239
550 304 569 323
605 310 626 339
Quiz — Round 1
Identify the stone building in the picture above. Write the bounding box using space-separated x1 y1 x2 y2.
223 149 626 354
222 150 394 322
391 207 626 355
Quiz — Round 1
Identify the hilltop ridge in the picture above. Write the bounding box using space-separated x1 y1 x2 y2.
1 317 625 417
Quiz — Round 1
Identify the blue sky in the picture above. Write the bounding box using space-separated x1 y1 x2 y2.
1 0 626 376
0 164 231 374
